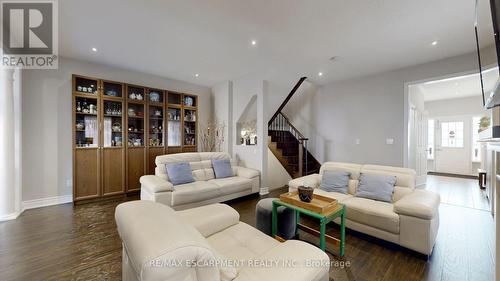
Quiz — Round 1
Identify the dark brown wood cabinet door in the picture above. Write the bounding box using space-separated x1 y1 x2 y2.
102 148 125 196
148 147 165 175
74 148 100 200
127 147 145 191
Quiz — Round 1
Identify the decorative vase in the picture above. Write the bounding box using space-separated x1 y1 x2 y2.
298 186 314 203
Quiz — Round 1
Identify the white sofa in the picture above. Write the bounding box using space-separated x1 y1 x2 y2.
289 162 440 256
115 201 330 281
140 152 260 210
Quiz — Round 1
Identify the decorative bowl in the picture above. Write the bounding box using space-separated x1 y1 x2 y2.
112 123 121 132
150 92 160 102
128 108 136 116
298 186 314 203
106 90 117 97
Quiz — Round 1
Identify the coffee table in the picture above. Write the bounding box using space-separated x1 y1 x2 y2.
271 198 346 257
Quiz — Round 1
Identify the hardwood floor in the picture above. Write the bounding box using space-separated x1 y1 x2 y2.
424 175 490 211
0 177 495 281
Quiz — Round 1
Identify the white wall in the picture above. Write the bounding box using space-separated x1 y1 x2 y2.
267 148 292 190
22 57 212 202
425 95 486 117
280 48 496 167
211 81 233 154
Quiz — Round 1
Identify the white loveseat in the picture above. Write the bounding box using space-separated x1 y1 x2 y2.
115 201 330 281
140 152 260 210
289 162 440 256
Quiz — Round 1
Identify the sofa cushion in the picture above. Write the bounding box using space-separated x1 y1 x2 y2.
313 188 353 203
209 177 253 196
171 181 221 206
166 162 195 185
212 159 234 179
114 201 224 279
320 162 362 180
207 222 280 262
356 173 396 203
177 204 240 237
362 164 416 189
320 170 350 194
342 197 400 234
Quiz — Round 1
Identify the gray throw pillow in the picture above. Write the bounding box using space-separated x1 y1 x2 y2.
212 159 233 179
166 162 195 185
320 170 350 194
355 173 396 202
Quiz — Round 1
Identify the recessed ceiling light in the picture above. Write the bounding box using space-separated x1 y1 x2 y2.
195 74 199 77
431 41 438 46
91 47 98 52
318 72 323 76
251 40 257 46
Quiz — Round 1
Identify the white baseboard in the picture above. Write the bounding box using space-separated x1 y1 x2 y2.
22 195 73 210
259 187 270 195
0 210 23 221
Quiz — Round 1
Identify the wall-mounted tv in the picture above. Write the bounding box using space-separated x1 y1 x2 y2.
475 0 500 108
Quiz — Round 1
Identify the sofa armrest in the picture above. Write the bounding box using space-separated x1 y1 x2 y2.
176 204 240 237
235 166 260 179
288 174 321 191
394 190 440 220
140 175 173 193
234 240 329 281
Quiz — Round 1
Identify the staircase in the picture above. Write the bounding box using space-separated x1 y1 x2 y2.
268 78 321 178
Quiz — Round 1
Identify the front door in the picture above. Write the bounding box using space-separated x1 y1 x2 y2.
435 116 471 175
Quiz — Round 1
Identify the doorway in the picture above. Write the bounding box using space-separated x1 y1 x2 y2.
407 72 489 182
433 116 471 175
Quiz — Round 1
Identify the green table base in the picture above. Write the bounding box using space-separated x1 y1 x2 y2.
272 199 346 257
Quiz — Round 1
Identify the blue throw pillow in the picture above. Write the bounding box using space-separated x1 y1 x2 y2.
320 170 350 194
212 159 233 179
166 162 195 185
355 173 396 202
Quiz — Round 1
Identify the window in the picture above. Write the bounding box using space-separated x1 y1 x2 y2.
472 116 481 162
427 119 434 159
441 121 464 148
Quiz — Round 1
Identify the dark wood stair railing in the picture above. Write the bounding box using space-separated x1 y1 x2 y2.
268 112 321 178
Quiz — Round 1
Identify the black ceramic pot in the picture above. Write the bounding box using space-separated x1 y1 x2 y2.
298 186 314 202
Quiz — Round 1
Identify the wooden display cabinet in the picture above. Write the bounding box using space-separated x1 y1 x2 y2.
147 88 166 175
101 81 125 196
73 75 199 203
126 85 147 192
73 75 126 201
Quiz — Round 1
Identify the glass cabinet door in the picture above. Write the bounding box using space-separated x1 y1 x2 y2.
167 107 181 146
183 109 196 146
103 81 123 98
148 105 164 147
75 96 99 147
103 100 124 147
127 103 145 147
74 76 98 95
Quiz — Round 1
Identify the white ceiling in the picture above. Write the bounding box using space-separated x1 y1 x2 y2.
415 66 498 101
60 0 487 87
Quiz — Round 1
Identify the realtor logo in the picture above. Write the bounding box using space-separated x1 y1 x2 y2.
1 0 58 69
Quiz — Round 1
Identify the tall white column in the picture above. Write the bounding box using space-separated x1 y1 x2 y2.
0 68 19 221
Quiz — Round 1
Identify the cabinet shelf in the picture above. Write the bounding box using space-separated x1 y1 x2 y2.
76 112 98 116
128 115 144 119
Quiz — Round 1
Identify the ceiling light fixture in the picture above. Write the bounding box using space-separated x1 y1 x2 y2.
318 72 323 76
251 40 257 46
195 74 199 77
431 41 438 46
91 47 98 52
